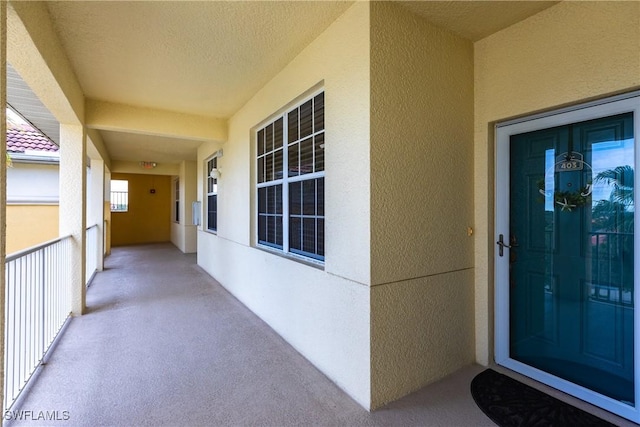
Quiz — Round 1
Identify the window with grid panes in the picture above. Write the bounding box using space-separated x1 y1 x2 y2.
256 91 324 261
206 156 218 232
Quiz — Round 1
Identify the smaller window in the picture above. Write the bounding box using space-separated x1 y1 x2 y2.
206 156 218 232
110 180 129 212
174 179 180 222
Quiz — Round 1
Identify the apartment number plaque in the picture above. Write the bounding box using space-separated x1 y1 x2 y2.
555 152 584 172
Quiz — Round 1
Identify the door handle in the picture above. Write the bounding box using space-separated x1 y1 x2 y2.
497 234 519 257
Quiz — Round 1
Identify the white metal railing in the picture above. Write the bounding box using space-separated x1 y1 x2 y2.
110 191 128 212
4 236 73 411
86 224 98 287
589 231 634 306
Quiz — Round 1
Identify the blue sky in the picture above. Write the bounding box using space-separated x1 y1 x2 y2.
543 137 634 211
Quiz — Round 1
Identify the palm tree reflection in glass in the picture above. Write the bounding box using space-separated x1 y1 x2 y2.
592 165 634 302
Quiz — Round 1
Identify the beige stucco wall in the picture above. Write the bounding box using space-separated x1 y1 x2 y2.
474 1 640 365
170 175 182 251
6 205 59 254
9 1 84 125
103 200 111 256
369 1 475 408
171 161 197 253
182 160 197 253
197 2 372 408
59 124 86 314
85 99 227 143
110 160 179 176
88 158 105 270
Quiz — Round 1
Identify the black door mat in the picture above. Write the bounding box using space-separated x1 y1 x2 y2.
470 369 618 426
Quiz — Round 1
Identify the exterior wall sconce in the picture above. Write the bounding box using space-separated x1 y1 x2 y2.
209 168 221 179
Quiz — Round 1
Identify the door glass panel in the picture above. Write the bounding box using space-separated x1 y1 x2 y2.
509 112 635 405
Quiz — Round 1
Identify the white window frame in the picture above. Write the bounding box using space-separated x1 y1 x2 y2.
255 89 325 263
173 178 180 223
205 155 218 233
495 91 640 423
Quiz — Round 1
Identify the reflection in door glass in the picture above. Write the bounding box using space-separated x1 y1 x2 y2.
510 113 635 404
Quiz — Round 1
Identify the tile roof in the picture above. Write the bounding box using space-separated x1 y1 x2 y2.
7 122 58 153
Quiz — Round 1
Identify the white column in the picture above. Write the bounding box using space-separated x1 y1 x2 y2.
104 168 111 256
184 160 198 253
0 0 7 410
90 158 105 271
59 124 86 315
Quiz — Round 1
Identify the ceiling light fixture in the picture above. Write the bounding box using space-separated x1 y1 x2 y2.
139 161 157 169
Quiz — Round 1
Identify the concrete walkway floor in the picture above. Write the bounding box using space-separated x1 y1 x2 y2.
6 243 633 426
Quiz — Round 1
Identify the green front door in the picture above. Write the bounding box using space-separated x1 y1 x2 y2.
508 112 635 404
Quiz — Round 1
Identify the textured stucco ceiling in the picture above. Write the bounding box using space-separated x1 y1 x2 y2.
100 130 201 164
42 1 358 167
31 1 559 166
397 1 560 42
46 1 354 118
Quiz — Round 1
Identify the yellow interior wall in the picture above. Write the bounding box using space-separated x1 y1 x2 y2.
111 173 171 246
369 1 475 408
6 205 59 254
473 1 640 365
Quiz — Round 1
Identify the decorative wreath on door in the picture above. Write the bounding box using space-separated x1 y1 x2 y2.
537 152 593 212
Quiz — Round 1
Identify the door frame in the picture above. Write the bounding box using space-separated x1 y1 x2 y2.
495 91 640 422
